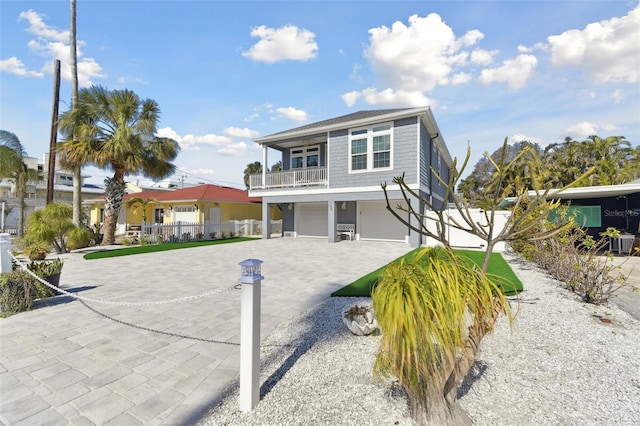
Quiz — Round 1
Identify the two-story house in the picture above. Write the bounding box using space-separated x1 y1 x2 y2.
249 106 454 248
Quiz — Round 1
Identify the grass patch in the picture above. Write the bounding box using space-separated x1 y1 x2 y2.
83 237 254 259
331 247 523 297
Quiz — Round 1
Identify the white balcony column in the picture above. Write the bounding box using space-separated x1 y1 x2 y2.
262 202 270 240
328 200 337 243
261 146 268 189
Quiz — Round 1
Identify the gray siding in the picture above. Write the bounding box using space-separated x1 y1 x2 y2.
419 122 430 190
328 118 418 189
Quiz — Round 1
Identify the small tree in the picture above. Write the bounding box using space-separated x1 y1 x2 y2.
376 137 594 423
126 197 157 222
382 138 593 273
24 204 77 254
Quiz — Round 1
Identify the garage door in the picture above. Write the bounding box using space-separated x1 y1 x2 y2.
296 202 328 238
359 200 407 242
174 206 197 222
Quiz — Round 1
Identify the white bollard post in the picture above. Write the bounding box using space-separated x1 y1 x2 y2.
0 233 12 274
238 258 263 412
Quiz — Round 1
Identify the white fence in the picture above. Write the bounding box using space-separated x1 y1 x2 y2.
136 219 282 244
424 208 511 252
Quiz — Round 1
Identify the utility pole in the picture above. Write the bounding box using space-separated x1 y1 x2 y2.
46 59 61 204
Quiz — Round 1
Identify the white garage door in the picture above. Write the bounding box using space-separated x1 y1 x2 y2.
174 206 197 222
296 202 328 238
359 200 407 242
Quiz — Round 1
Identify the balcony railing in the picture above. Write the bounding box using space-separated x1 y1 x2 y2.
250 167 327 190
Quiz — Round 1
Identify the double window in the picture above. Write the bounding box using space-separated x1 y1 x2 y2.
291 145 320 169
349 123 392 172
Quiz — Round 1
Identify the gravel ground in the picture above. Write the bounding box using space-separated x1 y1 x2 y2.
201 252 640 425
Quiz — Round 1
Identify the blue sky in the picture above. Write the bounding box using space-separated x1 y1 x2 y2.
1 0 639 188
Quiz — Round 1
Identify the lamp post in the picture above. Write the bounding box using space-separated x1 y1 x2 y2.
239 258 263 412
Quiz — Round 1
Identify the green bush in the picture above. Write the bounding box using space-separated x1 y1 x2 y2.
67 227 93 250
0 269 53 317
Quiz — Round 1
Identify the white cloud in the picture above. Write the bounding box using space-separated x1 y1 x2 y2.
450 72 471 85
510 133 542 144
364 13 484 92
612 89 623 103
224 127 259 138
183 167 215 176
479 54 538 90
342 91 361 107
7 9 106 86
517 45 532 53
19 9 68 42
218 142 248 156
567 121 600 139
157 127 232 151
277 106 308 121
341 87 433 108
547 3 640 83
243 113 259 122
349 63 363 82
0 56 43 77
470 49 498 66
242 25 318 63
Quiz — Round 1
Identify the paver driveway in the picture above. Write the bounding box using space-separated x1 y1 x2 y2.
0 238 411 425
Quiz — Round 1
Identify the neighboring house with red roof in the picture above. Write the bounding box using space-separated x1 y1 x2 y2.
86 184 281 239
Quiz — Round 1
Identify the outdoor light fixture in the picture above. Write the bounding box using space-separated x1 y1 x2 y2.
341 202 346 210
288 203 292 210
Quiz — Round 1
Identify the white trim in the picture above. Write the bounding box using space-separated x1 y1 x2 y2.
250 182 421 198
290 145 320 169
348 122 393 173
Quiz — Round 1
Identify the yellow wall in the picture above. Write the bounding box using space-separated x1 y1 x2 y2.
89 200 280 225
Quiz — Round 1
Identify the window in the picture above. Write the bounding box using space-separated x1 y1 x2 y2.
349 123 392 172
154 208 164 224
291 146 320 169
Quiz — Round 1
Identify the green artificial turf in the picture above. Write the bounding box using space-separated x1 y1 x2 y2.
330 247 523 297
83 237 254 259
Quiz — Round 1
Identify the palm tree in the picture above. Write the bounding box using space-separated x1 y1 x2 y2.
0 130 30 237
126 196 157 222
270 160 282 172
243 161 262 189
58 86 180 245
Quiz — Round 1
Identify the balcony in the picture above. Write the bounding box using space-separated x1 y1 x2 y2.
250 167 327 190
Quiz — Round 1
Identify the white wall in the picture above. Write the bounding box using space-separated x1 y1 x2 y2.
424 208 511 252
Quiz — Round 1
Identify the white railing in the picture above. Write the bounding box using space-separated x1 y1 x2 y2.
136 219 282 243
250 167 327 190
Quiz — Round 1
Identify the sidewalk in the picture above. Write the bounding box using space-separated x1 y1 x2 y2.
0 238 411 424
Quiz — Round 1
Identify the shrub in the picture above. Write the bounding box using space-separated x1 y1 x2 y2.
0 269 52 316
372 247 510 424
23 244 50 261
139 236 150 245
66 227 93 250
531 226 627 303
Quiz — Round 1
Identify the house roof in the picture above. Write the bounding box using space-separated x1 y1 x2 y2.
499 180 640 207
537 180 640 200
88 184 261 204
253 105 454 166
254 106 432 144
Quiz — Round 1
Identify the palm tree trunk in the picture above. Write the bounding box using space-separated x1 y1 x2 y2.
101 172 126 245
